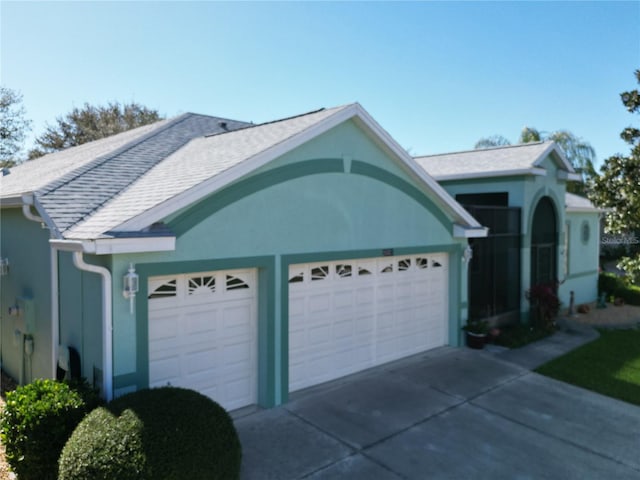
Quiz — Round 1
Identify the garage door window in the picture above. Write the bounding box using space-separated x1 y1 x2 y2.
188 275 216 295
148 278 177 299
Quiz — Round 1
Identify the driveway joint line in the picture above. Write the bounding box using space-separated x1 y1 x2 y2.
470 398 640 474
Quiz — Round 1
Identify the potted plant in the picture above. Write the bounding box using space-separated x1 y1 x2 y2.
462 319 489 349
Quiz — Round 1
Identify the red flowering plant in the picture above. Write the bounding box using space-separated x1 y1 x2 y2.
525 282 560 330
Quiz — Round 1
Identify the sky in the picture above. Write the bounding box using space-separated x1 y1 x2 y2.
1 1 639 168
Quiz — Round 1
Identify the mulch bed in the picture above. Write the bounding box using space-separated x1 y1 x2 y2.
0 371 17 400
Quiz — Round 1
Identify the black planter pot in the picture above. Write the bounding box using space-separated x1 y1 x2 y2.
465 331 487 349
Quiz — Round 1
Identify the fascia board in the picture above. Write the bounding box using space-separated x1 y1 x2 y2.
0 197 23 207
566 206 606 213
435 168 546 182
91 236 176 254
49 239 84 252
51 237 176 254
558 171 582 181
453 224 489 238
113 105 361 233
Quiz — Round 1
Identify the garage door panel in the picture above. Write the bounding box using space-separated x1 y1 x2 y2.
309 293 331 313
148 269 257 411
289 253 448 392
222 341 253 367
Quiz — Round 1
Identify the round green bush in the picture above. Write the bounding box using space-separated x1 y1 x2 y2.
58 387 242 480
0 379 100 480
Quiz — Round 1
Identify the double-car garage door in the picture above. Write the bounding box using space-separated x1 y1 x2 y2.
148 253 448 410
288 253 448 391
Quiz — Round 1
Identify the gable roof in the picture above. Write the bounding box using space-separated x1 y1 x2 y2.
0 119 171 204
2 103 485 251
565 193 605 213
414 141 581 182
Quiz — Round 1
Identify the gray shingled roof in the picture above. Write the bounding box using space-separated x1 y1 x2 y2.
2 103 485 243
414 142 573 181
0 119 170 200
2 113 251 240
20 114 250 237
565 192 603 212
66 106 348 239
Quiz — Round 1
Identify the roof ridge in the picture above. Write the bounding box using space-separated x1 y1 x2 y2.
36 113 193 196
415 140 550 159
203 107 330 139
37 113 251 237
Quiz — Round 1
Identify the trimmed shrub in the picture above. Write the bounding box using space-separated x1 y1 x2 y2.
58 387 242 480
0 379 100 480
598 272 640 306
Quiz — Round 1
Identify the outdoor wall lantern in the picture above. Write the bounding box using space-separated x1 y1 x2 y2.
122 263 139 314
462 245 473 264
0 257 9 276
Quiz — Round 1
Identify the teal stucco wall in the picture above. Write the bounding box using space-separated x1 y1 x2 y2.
0 207 52 384
57 251 105 387
559 211 600 306
438 155 571 319
108 121 468 406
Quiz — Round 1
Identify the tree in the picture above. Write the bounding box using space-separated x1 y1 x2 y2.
0 86 32 168
590 69 640 283
28 101 163 159
475 126 596 195
474 135 511 149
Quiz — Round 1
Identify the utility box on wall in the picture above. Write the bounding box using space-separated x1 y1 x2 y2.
10 296 36 335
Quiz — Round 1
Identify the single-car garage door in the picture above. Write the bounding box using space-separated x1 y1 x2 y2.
148 269 257 411
288 253 448 392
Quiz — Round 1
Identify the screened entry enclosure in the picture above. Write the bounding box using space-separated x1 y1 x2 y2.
464 203 521 324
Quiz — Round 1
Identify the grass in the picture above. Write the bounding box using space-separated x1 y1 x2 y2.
536 329 640 407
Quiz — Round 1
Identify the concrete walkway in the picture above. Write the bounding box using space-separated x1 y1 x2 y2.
234 323 640 479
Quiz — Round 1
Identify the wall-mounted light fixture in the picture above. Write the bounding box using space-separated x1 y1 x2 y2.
462 245 473 264
122 263 139 314
0 257 9 276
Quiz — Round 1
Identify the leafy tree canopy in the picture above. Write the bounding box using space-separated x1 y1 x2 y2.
590 69 640 283
28 101 163 159
0 86 32 168
475 126 596 195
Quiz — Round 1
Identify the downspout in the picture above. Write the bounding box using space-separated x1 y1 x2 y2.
22 198 59 380
22 202 43 224
50 249 59 380
72 251 113 402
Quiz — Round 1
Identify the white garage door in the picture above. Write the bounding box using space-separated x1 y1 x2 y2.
148 269 257 411
289 253 448 392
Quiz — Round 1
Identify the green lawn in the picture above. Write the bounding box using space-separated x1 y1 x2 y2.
536 329 640 407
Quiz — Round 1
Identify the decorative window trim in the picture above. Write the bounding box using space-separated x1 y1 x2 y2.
148 279 178 299
416 257 428 269
336 264 353 278
311 266 329 281
188 275 216 295
380 263 393 274
226 274 250 290
398 258 411 271
289 271 304 283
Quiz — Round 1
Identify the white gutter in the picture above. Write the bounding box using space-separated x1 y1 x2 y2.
22 203 43 223
72 251 113 402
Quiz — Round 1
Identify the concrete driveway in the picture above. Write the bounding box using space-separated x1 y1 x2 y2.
234 328 640 479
